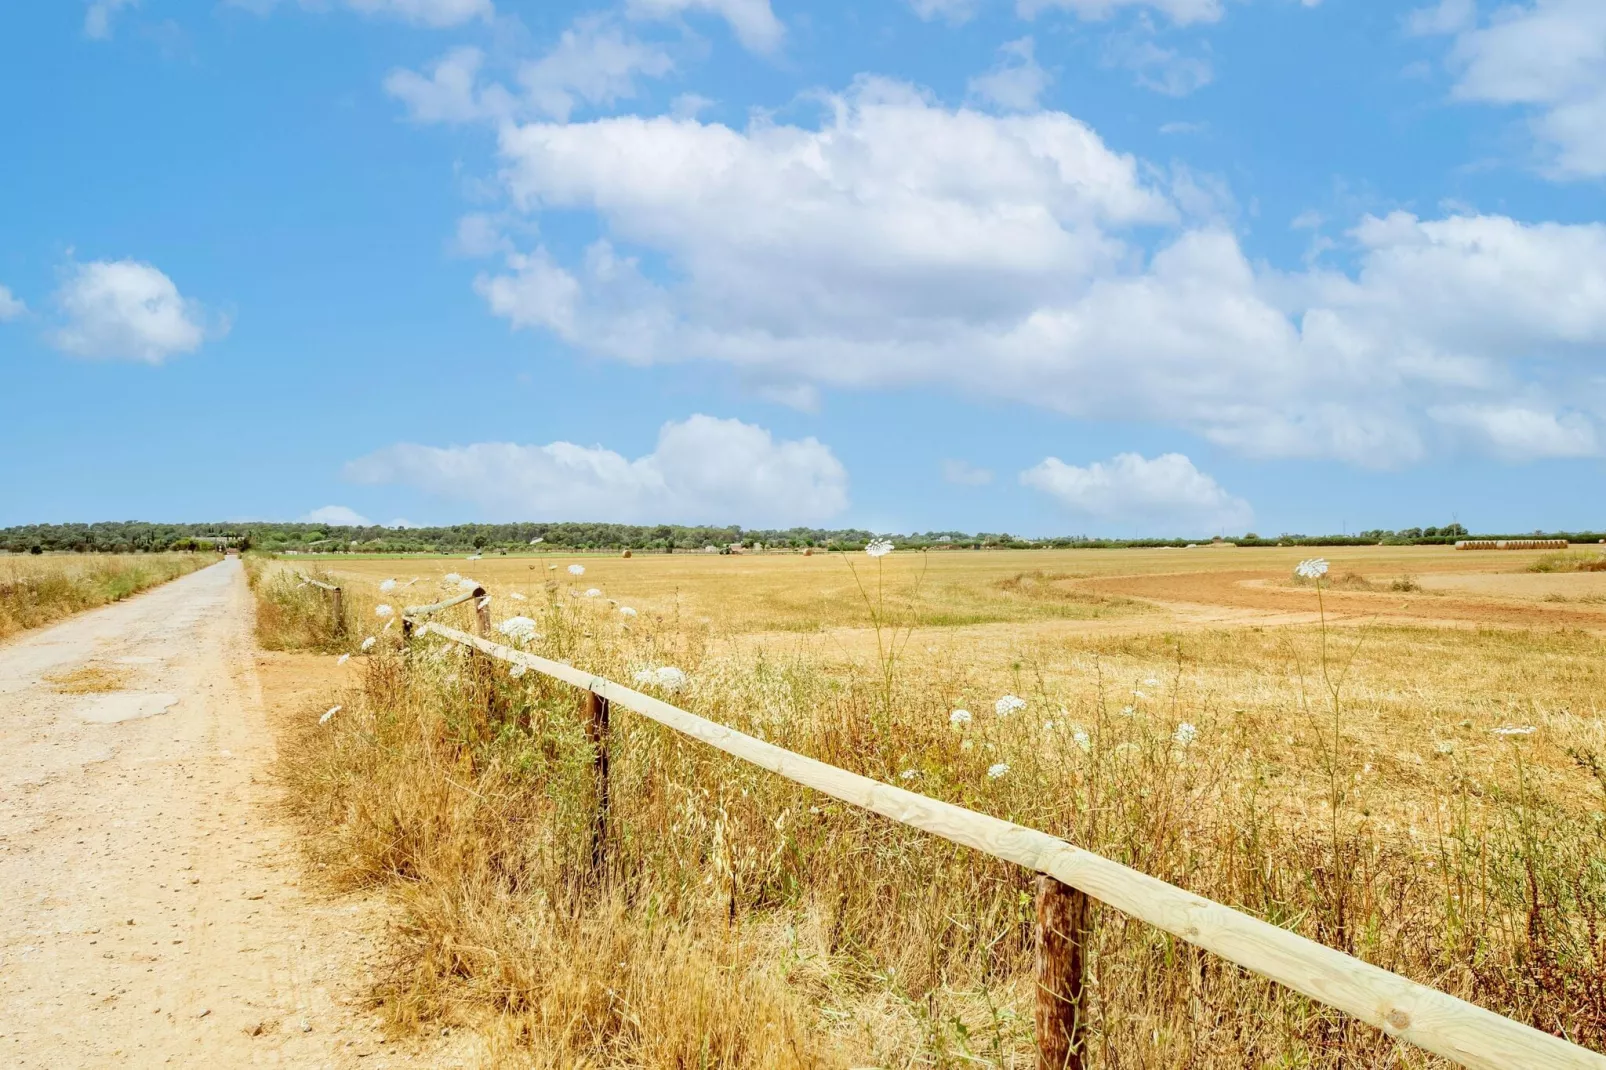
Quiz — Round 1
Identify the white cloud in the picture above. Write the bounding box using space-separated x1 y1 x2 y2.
302 505 373 527
1018 0 1224 26
968 37 1052 112
85 0 138 39
470 79 1606 467
910 0 980 23
1428 404 1599 459
0 285 25 321
51 259 215 363
230 0 490 26
344 415 848 525
1104 34 1214 97
1423 0 1606 178
626 0 784 53
1021 452 1251 531
387 517 418 528
451 213 511 258
387 19 673 126
942 459 994 485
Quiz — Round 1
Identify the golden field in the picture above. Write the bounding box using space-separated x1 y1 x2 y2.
255 545 1606 1067
0 551 213 641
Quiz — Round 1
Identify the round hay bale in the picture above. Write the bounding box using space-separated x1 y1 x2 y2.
621 548 633 558
803 547 814 556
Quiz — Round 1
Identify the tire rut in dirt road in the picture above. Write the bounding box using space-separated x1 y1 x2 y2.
0 560 466 1068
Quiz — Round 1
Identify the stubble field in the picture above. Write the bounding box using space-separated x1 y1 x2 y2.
257 545 1606 1067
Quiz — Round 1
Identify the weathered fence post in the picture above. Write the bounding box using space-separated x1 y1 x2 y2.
1036 874 1092 1070
330 585 345 636
472 586 491 637
584 690 611 878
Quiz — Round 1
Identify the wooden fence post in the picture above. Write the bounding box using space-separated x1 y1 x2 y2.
330 586 345 636
472 586 491 638
584 690 611 878
1036 874 1092 1070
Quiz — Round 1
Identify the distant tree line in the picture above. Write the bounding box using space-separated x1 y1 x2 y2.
3 519 1602 555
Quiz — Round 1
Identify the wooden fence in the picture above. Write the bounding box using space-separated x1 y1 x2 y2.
297 572 345 635
400 601 1606 1070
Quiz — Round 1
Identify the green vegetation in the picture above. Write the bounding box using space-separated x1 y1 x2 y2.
0 553 212 640
8 518 1600 556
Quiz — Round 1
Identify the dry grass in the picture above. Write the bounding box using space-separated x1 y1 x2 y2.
0 552 212 641
45 664 131 693
1529 550 1606 573
257 551 1606 1068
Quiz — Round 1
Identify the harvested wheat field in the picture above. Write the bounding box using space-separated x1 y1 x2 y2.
243 544 1606 1069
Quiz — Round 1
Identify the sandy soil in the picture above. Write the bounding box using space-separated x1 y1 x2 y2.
0 560 469 1068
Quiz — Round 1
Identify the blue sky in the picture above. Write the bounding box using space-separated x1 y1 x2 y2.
2 0 1604 537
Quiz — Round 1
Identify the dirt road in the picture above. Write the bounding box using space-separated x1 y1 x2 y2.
0 560 452 1068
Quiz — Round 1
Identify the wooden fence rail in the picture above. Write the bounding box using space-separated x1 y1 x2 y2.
403 615 1605 1070
296 572 344 635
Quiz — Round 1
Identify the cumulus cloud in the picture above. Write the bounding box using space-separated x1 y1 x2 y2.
626 0 783 53
51 259 217 363
1428 404 1599 459
942 459 994 486
345 415 849 525
0 285 25 321
386 19 673 126
85 0 138 39
1021 452 1251 531
1104 34 1214 97
302 505 373 526
1417 0 1606 178
235 0 491 27
968 37 1052 112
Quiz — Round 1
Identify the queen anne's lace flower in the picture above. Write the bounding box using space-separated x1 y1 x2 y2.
1294 558 1330 580
509 592 527 601
635 666 687 693
585 588 601 598
375 604 393 617
360 636 376 652
619 606 638 617
865 538 895 558
509 663 527 679
498 616 539 643
949 708 972 727
379 579 396 592
987 762 1009 779
568 564 586 576
1174 723 1198 746
444 572 462 583
995 694 1026 716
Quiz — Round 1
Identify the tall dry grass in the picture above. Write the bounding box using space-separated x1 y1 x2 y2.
0 552 212 641
263 560 1606 1068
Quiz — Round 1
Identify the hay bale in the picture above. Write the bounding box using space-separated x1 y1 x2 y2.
621 549 632 558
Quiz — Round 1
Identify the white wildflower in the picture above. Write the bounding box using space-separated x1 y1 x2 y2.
509 663 527 679
899 769 919 781
1120 705 1135 716
1072 727 1091 752
1294 558 1329 580
949 708 972 727
375 604 393 617
360 636 376 652
1434 740 1455 754
444 572 462 583
995 695 1026 716
379 579 397 592
987 762 1009 779
1043 721 1055 732
1173 723 1198 746
509 592 527 601
1132 689 1147 700
1143 677 1159 686
1493 725 1538 737
336 653 350 666
319 705 341 725
865 538 894 558
498 616 539 643
458 578 477 590
619 606 638 617
636 666 687 692
585 588 601 598
568 564 585 576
